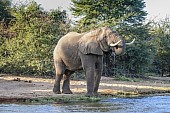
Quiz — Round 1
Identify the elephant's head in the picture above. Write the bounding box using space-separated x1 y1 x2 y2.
78 27 135 55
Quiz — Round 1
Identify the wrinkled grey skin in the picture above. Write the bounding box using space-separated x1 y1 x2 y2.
53 27 126 97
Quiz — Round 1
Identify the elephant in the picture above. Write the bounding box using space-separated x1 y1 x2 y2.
53 27 135 97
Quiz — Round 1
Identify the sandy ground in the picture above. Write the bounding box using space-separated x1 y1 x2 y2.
0 74 170 102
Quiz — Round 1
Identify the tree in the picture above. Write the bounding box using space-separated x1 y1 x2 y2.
150 18 170 76
0 0 14 40
0 1 70 75
71 0 147 32
71 0 153 76
0 0 13 26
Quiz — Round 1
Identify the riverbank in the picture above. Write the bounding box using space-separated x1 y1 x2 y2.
0 74 170 103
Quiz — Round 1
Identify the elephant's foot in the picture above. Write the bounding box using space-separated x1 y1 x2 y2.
53 88 61 94
85 92 93 97
62 90 73 94
93 92 99 97
85 92 99 97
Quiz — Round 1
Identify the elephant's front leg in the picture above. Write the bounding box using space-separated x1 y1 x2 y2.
85 66 95 97
93 57 103 96
93 70 102 96
81 54 97 97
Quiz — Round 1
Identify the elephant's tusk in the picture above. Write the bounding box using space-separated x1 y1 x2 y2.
109 40 122 47
126 38 135 45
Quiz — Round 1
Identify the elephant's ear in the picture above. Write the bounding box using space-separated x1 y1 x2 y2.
96 27 110 52
78 30 103 55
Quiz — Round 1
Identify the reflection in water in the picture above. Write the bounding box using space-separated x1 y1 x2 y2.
0 96 170 113
62 102 119 112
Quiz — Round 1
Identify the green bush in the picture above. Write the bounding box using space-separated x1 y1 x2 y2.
0 1 70 76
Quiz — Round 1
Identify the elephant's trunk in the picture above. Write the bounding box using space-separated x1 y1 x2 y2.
114 39 126 55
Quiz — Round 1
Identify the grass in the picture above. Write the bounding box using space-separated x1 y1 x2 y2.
114 75 143 82
23 95 103 104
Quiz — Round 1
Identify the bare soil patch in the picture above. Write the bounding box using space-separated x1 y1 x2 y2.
0 74 170 103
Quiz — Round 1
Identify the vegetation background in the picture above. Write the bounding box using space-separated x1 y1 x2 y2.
0 0 170 78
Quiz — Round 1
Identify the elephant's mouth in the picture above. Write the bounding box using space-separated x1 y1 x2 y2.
115 45 124 49
109 40 122 47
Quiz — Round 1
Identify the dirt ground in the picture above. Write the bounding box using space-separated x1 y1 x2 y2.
0 74 170 103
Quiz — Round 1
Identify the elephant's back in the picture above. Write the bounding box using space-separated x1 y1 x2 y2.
53 32 83 59
53 32 83 70
57 32 82 46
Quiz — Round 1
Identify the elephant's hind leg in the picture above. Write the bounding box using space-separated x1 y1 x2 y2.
53 76 62 94
53 61 65 94
62 70 74 94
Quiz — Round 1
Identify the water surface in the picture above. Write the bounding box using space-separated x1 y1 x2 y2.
0 96 170 113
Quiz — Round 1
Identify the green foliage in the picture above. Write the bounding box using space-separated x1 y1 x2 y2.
0 0 13 25
0 1 70 75
71 0 147 32
115 43 154 75
150 18 170 76
115 24 155 75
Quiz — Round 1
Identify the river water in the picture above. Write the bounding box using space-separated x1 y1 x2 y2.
0 96 170 113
